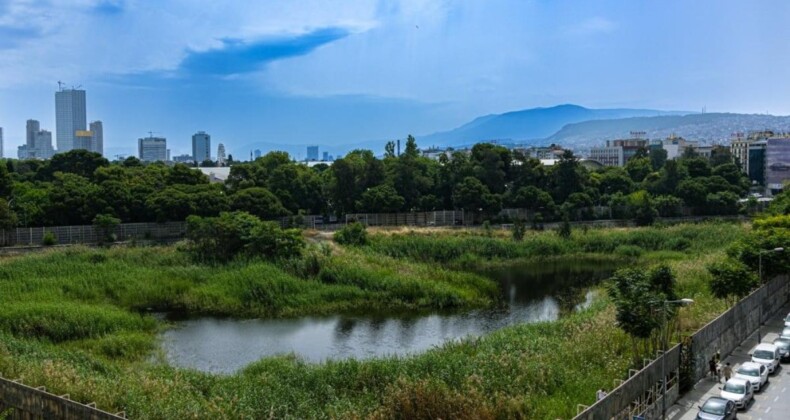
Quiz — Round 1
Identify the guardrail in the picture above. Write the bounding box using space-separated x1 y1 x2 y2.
0 376 124 419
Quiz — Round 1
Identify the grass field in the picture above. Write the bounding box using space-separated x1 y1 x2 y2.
0 221 749 419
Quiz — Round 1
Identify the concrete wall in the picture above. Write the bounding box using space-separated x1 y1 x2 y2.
574 275 790 420
690 274 790 383
0 377 124 419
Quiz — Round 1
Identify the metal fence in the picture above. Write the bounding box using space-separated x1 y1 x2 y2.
0 222 187 247
0 376 125 420
574 274 790 420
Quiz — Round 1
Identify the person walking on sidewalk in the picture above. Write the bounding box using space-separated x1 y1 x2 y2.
708 358 717 380
723 362 733 382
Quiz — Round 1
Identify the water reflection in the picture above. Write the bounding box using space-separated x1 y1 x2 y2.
159 260 618 373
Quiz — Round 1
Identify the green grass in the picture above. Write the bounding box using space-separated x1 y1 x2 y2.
0 221 750 419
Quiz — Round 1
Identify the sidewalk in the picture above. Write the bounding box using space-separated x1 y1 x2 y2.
666 304 790 420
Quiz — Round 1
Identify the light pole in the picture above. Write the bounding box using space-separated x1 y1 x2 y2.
661 298 694 420
757 247 784 343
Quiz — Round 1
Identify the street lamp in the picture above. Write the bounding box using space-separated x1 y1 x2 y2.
757 247 784 343
661 298 694 420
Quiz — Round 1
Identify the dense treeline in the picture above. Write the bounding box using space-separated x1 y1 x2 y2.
0 136 749 228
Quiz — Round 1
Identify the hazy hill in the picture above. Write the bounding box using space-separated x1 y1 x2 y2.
417 104 686 147
547 113 790 149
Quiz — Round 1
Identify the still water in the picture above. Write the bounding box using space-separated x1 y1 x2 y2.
159 260 617 373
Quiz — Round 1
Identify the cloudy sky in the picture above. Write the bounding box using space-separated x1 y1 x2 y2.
1 0 789 158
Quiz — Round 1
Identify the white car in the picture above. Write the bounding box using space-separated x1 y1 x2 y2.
751 343 781 374
720 377 753 409
781 327 790 339
784 312 790 328
735 362 769 391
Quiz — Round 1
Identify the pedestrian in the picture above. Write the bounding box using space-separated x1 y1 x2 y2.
596 389 607 401
723 362 733 382
708 358 717 380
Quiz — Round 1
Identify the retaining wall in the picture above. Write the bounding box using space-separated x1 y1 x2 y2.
574 274 790 420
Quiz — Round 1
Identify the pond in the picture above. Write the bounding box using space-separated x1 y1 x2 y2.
158 259 619 373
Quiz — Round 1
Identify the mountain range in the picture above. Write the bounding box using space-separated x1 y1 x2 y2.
230 104 790 159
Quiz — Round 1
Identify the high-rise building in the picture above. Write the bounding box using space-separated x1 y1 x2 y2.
217 143 226 166
26 119 39 151
254 149 262 159
322 151 329 161
17 145 27 159
90 121 103 155
55 88 87 153
74 130 93 151
138 136 167 162
192 131 211 163
307 145 319 161
24 119 54 159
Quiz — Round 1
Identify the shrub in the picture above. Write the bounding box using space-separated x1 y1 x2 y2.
335 222 368 246
93 213 121 244
42 231 57 246
186 211 304 263
614 244 643 258
512 218 526 242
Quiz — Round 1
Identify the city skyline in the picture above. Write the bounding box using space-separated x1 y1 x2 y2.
2 1 790 158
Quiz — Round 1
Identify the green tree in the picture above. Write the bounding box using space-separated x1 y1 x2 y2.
707 260 757 304
335 222 368 246
38 149 109 181
625 156 653 183
630 191 658 226
93 213 121 244
452 177 501 216
512 218 526 241
230 187 291 220
356 184 406 213
649 147 668 171
0 200 17 230
551 150 586 202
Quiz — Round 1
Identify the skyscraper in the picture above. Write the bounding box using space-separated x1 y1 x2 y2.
217 143 226 166
74 130 93 151
90 121 103 155
138 136 167 162
254 149 262 159
26 119 39 151
307 145 319 161
24 119 54 159
55 87 87 152
192 131 211 163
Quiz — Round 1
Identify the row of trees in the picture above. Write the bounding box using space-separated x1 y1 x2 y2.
0 136 750 228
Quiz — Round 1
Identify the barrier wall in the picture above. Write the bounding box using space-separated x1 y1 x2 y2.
0 377 124 420
574 274 790 420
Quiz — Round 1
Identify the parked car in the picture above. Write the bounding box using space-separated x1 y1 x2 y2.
781 327 790 339
751 343 781 374
784 312 790 327
734 362 769 391
696 397 737 420
719 377 753 409
773 337 790 362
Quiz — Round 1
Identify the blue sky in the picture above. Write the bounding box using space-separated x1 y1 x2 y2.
1 0 790 159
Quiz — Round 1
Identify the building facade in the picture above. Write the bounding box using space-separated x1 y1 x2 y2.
217 143 226 166
748 140 767 186
192 131 211 163
589 145 624 167
24 119 54 159
765 137 790 191
74 130 93 151
138 136 167 162
55 88 87 153
90 121 103 155
254 149 262 159
307 145 319 161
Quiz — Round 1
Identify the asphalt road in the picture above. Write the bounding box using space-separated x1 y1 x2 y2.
668 305 790 420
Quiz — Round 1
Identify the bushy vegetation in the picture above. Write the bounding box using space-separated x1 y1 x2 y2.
334 221 368 246
0 222 750 419
185 211 304 263
2 138 748 230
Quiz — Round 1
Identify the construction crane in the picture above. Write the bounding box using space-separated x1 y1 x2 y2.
57 81 64 90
